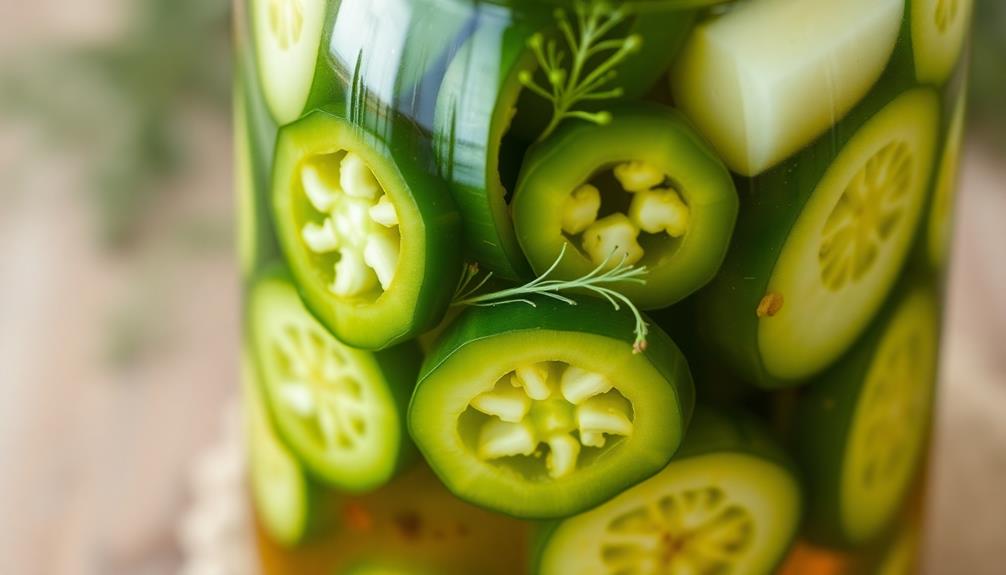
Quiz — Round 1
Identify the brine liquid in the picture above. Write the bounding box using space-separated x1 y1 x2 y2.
237 1 969 573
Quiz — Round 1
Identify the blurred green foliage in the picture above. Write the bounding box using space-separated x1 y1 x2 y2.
0 0 231 245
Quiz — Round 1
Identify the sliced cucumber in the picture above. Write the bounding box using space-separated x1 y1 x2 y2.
328 0 475 129
910 0 974 85
671 0 904 176
237 37 282 275
433 8 545 279
410 296 694 519
760 90 938 381
796 286 939 546
702 89 940 387
236 86 257 278
243 350 312 547
535 408 802 575
927 83 968 268
512 103 739 310
247 268 420 491
252 0 329 124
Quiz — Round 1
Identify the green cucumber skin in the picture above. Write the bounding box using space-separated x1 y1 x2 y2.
248 266 423 491
698 72 936 390
417 295 694 422
248 0 341 125
433 8 550 280
902 0 974 89
608 7 697 102
652 300 765 409
514 102 739 310
299 4 343 122
531 407 804 575
908 59 971 278
237 17 283 275
272 106 463 350
318 0 479 131
411 295 694 519
793 280 937 548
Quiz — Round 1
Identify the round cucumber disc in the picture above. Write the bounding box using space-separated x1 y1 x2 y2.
243 352 310 547
758 90 939 381
911 0 974 85
248 270 416 491
536 411 801 575
840 290 938 543
410 296 693 519
252 0 327 124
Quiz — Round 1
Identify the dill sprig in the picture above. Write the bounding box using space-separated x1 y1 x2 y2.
452 245 651 353
518 0 642 142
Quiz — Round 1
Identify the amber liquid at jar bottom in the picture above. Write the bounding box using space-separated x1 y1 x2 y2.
237 0 970 573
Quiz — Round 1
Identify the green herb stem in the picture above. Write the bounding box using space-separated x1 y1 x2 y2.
520 0 641 142
451 244 651 353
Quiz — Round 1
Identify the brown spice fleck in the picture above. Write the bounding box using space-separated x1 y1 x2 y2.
393 511 423 540
756 292 785 318
343 502 374 532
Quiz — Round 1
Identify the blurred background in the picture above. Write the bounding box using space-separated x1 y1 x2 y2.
0 0 1003 573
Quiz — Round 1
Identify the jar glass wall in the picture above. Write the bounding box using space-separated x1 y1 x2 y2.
235 1 972 573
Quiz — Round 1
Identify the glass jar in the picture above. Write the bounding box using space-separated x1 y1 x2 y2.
235 1 972 573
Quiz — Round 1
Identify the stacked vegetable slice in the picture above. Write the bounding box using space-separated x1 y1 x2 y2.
237 0 968 572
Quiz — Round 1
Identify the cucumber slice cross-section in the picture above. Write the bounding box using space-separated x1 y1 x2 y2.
252 0 328 124
271 108 462 350
512 103 739 310
243 350 312 547
797 286 939 546
247 269 420 491
671 0 904 176
758 90 940 382
910 0 974 85
409 295 694 519
535 409 802 575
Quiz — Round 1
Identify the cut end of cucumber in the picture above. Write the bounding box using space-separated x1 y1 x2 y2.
243 354 310 547
249 273 404 490
928 86 967 268
464 362 633 481
296 151 402 300
671 0 904 176
538 452 801 575
840 289 938 544
252 0 327 124
758 90 940 382
911 0 974 85
410 318 688 519
271 320 376 452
